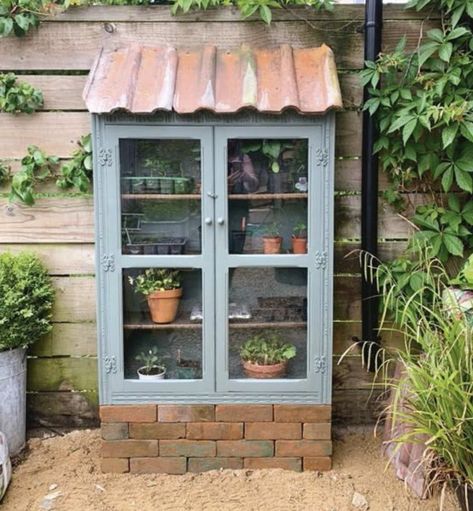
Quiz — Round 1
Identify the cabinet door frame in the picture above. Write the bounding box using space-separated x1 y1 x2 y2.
95 123 216 402
213 125 332 401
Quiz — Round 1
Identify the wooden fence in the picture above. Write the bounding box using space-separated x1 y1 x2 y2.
0 4 438 426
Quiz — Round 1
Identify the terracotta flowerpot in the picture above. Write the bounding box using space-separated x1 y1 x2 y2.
292 236 307 254
137 366 166 381
263 236 282 254
242 360 288 379
147 288 183 324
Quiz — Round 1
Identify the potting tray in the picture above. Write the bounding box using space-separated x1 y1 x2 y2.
123 176 193 194
124 236 188 255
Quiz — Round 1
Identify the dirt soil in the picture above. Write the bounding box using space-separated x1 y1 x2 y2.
2 428 458 511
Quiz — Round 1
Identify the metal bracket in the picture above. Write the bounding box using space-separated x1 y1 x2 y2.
98 148 113 167
104 355 118 374
314 356 327 374
314 251 327 270
101 254 115 272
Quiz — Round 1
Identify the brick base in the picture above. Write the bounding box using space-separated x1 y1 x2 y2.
100 404 332 474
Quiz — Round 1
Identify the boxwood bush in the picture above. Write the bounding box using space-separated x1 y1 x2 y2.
0 252 54 352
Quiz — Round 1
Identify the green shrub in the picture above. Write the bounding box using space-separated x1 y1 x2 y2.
0 252 54 351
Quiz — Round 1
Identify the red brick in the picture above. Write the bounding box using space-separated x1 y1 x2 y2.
303 423 331 440
130 457 186 474
245 422 301 440
129 422 186 439
101 458 129 473
215 405 273 422
187 422 243 440
273 405 331 423
303 456 332 471
158 405 214 423
244 457 302 471
100 405 157 423
217 440 273 457
101 423 128 440
102 440 158 458
160 440 216 457
188 457 243 472
275 440 332 457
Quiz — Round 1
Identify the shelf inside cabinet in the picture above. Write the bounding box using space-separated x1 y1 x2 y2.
122 194 201 200
228 193 308 200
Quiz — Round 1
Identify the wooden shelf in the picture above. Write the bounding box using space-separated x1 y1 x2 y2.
229 193 308 200
122 194 201 200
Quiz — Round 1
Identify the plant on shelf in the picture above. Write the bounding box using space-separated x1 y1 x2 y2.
240 333 296 379
10 146 59 205
56 134 93 193
0 73 43 113
262 222 282 254
292 222 307 254
128 268 182 324
136 347 166 380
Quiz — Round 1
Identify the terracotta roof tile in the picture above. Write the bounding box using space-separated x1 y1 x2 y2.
84 44 342 115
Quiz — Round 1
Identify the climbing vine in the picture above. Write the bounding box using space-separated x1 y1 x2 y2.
0 73 44 113
56 134 93 193
362 0 473 263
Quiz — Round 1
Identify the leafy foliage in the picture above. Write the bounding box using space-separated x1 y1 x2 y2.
352 251 473 488
0 252 54 351
362 1 473 264
292 222 307 237
451 253 473 288
240 333 296 365
129 268 182 295
0 73 43 113
0 0 54 37
56 134 93 193
0 161 11 185
10 146 59 206
171 0 333 24
136 346 166 374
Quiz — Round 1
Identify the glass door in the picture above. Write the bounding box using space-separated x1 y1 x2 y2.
107 126 214 395
214 127 326 395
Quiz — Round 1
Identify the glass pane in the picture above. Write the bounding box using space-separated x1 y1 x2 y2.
120 139 202 255
227 139 308 254
123 268 203 381
227 267 307 380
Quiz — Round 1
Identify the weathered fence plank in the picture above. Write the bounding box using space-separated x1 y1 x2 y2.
1 243 95 274
31 323 97 357
52 276 96 322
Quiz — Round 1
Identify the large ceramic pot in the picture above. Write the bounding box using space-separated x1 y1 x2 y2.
242 360 288 379
147 288 183 324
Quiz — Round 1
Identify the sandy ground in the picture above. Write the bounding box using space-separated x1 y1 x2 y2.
1 428 458 511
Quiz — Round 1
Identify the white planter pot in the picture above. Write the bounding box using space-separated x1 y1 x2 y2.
137 366 166 381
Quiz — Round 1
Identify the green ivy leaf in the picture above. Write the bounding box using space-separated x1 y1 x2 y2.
454 166 473 192
442 124 459 148
443 233 464 256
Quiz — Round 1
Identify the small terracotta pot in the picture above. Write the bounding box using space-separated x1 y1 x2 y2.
242 360 288 379
147 288 183 324
292 236 307 254
263 236 282 254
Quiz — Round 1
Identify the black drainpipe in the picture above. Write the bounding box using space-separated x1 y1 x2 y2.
360 0 383 370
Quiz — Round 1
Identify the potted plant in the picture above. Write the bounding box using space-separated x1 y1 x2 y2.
262 223 282 254
129 268 182 324
136 347 166 380
0 252 54 455
292 223 307 254
240 333 296 379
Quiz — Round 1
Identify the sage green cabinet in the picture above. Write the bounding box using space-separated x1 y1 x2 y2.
93 113 334 405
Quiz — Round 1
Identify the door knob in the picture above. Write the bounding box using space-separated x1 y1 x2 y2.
217 217 225 225
205 217 212 225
